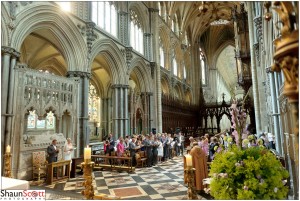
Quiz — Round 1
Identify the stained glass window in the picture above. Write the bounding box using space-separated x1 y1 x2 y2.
200 48 206 85
89 84 100 121
27 110 37 129
46 111 55 129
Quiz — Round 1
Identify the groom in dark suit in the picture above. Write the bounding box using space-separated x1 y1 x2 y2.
47 139 59 163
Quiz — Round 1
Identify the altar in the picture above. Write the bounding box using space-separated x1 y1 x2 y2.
1 177 30 190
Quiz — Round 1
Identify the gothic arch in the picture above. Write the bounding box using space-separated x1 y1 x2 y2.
10 4 87 71
128 2 150 33
1 3 10 46
185 89 193 104
161 76 170 96
128 58 152 93
90 74 105 98
212 40 235 68
90 39 127 85
173 83 183 100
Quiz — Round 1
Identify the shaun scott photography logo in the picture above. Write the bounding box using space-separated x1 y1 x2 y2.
0 190 46 200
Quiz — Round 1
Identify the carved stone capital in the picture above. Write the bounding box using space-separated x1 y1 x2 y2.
2 46 14 55
125 47 133 62
1 46 20 58
150 62 156 79
66 71 91 79
254 16 263 42
86 21 97 55
265 66 273 74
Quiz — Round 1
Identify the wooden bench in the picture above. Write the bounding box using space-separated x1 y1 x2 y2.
91 155 135 173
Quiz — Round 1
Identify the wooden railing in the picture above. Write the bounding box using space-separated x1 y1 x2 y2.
47 160 71 185
91 155 134 173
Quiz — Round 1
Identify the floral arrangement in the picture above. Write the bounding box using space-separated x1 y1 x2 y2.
207 96 289 199
208 146 289 199
230 99 248 148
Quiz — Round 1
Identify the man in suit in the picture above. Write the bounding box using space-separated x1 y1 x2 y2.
47 139 59 163
129 137 140 166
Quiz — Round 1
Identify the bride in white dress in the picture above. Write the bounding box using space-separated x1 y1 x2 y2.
64 138 74 172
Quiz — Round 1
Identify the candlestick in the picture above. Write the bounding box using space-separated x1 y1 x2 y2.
186 154 192 167
4 152 12 178
84 146 91 163
6 145 11 153
81 161 95 199
183 167 200 200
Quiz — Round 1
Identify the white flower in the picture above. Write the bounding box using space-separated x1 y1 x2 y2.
274 187 278 193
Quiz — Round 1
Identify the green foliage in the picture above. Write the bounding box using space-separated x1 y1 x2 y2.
209 146 289 200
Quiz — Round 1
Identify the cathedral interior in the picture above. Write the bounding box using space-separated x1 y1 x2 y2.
1 1 299 200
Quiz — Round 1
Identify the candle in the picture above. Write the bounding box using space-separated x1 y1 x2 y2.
6 145 11 153
84 145 91 161
186 154 192 167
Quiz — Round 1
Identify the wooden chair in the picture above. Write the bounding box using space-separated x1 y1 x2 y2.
32 151 48 181
135 153 147 168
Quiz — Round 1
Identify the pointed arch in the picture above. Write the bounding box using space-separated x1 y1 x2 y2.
10 4 87 71
128 58 152 93
90 39 127 85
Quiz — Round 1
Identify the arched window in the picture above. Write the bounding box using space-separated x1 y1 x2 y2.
183 65 187 79
27 110 55 130
130 10 144 54
88 84 100 122
171 14 179 36
159 37 165 68
173 52 178 76
200 48 206 85
92 2 117 37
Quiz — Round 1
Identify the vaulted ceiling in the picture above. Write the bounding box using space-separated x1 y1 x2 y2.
164 1 241 43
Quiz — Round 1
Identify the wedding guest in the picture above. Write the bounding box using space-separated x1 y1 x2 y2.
116 138 125 157
129 137 140 166
157 137 163 163
178 132 184 156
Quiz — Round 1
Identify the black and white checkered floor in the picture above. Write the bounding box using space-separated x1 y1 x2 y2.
41 156 207 200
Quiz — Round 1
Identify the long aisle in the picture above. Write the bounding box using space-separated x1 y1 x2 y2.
41 155 206 200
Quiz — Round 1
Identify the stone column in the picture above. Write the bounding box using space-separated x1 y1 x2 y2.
67 71 91 156
149 8 162 133
119 11 129 46
148 92 153 133
124 86 129 136
247 3 262 133
112 85 119 136
144 33 153 61
119 86 124 138
267 67 282 154
1 47 12 151
5 51 19 148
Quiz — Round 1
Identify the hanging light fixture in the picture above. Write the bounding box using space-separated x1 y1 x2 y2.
232 3 252 93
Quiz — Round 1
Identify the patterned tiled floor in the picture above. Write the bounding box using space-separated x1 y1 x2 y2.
38 155 207 200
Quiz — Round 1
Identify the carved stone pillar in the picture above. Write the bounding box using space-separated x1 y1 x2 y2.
66 71 91 156
266 67 283 154
144 33 153 61
1 46 20 175
124 86 129 136
119 11 129 46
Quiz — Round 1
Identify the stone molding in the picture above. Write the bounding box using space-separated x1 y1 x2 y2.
111 84 129 89
66 71 92 79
